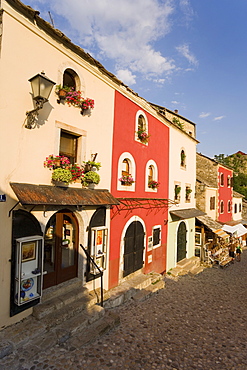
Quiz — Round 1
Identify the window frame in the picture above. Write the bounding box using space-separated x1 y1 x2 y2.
220 200 224 214
135 110 149 145
117 152 136 191
210 196 216 210
145 160 158 192
220 173 224 187
152 225 161 249
180 149 186 169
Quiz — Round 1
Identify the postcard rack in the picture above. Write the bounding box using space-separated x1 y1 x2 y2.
15 235 44 306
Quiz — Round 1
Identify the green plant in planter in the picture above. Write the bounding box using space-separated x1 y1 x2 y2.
82 171 100 186
175 186 181 195
52 168 73 183
83 160 101 172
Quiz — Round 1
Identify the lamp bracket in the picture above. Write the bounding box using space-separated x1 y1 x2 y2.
25 99 46 129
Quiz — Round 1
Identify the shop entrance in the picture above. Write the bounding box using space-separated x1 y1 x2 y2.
123 221 145 277
177 221 187 262
44 211 79 289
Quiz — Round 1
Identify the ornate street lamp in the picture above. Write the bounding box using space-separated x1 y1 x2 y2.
25 72 55 129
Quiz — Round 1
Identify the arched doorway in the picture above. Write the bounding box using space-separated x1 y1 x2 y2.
44 210 79 289
177 221 187 262
123 221 145 277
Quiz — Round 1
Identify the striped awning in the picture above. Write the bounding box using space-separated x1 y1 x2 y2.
214 229 229 239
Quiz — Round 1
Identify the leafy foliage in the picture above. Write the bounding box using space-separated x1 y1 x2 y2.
214 152 247 199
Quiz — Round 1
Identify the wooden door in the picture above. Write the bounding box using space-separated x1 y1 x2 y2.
123 221 145 277
177 221 187 262
43 211 78 289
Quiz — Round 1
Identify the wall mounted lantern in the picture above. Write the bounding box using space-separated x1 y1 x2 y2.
25 72 55 129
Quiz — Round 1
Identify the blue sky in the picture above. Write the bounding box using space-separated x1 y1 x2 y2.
25 0 247 158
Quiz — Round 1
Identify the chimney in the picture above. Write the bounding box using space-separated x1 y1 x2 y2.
174 109 178 114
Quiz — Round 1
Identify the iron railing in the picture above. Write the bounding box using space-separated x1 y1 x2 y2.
80 244 104 307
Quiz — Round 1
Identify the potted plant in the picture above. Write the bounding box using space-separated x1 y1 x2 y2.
175 186 181 201
148 180 160 190
44 155 70 170
55 85 71 101
51 168 73 187
186 188 192 201
137 129 150 144
80 98 95 115
119 175 135 186
82 171 100 189
83 160 101 172
70 163 84 182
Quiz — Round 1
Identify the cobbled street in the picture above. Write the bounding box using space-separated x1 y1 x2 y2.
2 251 247 370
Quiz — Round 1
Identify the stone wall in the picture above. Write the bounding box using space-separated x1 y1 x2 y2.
196 153 218 187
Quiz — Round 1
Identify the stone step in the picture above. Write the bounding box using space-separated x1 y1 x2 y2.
65 311 120 350
190 265 205 275
133 279 165 302
41 277 83 303
177 256 200 269
42 295 97 330
103 274 152 309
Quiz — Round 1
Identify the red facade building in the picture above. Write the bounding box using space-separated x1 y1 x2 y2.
217 165 233 223
109 92 170 288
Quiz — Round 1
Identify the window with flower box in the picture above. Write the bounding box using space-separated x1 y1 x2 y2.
185 186 192 202
135 110 149 144
145 160 159 191
174 184 181 202
117 153 136 191
59 130 79 164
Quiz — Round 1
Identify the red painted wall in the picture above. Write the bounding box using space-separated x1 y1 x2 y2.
109 91 169 288
217 165 233 223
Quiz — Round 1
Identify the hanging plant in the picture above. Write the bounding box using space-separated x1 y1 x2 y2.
82 171 100 186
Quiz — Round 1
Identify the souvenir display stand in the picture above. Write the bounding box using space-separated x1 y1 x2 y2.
90 227 108 273
15 235 44 306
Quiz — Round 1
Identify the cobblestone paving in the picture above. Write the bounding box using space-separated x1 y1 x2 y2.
2 251 247 370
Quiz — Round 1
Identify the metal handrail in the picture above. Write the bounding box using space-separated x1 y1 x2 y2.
80 244 104 307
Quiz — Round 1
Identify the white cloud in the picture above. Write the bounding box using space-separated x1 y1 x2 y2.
176 43 198 66
199 112 211 118
116 69 136 85
179 0 195 24
27 0 179 85
171 100 180 104
214 116 225 121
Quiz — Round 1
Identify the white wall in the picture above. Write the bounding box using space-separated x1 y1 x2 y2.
167 125 197 271
232 197 242 221
205 188 218 220
0 2 115 328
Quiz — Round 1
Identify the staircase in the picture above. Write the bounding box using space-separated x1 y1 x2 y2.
168 256 205 277
0 272 165 364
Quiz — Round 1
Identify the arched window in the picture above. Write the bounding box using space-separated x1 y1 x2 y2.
135 110 149 144
228 201 231 213
63 68 78 89
148 165 154 182
220 200 224 213
138 114 146 132
145 160 158 191
180 150 186 168
122 158 130 177
220 173 224 186
117 153 136 191
234 203 237 213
